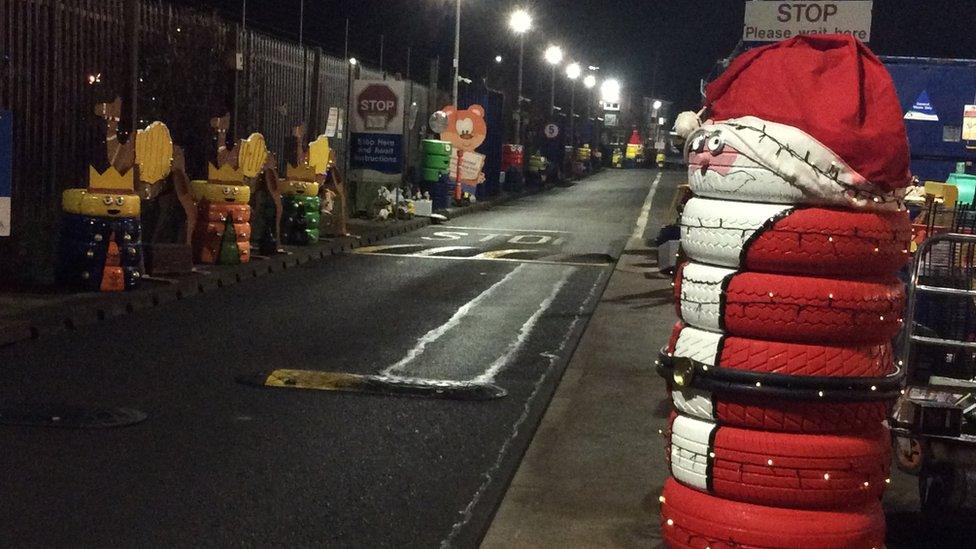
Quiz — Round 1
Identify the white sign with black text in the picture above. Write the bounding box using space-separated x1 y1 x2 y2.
744 1 874 43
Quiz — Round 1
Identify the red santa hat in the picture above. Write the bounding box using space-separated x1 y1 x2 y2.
679 35 912 200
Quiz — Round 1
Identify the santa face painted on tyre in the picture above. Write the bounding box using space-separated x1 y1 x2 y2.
685 117 904 210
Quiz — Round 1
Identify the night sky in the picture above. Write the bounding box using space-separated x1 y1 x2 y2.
176 1 976 112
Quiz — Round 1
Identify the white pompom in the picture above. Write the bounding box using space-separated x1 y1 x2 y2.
674 111 702 139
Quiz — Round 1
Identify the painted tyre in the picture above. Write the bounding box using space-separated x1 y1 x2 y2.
671 386 889 434
675 262 904 344
668 323 895 378
680 197 911 276
425 154 452 170
201 203 251 223
422 139 452 155
660 477 886 549
423 167 447 182
668 414 891 509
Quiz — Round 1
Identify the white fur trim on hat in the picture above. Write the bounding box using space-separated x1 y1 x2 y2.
686 116 905 210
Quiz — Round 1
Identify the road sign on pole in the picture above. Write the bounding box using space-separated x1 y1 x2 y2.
743 1 874 43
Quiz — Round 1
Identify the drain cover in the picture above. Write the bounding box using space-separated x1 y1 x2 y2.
0 404 148 428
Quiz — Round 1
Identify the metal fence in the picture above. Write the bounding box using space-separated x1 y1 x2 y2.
0 0 434 283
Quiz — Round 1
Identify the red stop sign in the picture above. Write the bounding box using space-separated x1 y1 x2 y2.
357 84 399 129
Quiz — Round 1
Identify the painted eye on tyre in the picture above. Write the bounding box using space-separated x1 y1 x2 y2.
690 134 707 153
102 196 113 205
223 187 231 196
707 134 724 155
115 196 125 206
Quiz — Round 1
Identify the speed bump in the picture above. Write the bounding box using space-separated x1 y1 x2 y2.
238 369 507 401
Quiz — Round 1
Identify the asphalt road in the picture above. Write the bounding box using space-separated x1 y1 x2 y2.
0 169 673 548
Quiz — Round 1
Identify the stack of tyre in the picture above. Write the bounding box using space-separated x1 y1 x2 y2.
658 35 914 549
422 139 453 186
501 144 524 173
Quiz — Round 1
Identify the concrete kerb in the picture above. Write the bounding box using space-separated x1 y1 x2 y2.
0 188 536 350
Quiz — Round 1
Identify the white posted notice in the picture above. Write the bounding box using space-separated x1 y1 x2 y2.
744 1 874 42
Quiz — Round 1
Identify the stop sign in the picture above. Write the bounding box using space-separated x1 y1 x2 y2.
357 84 399 130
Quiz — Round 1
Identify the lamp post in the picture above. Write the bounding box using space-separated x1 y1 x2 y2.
566 62 581 146
453 0 461 106
583 73 597 147
509 9 532 144
544 45 563 117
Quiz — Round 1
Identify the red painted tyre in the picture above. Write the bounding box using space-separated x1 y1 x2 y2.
667 323 895 378
669 414 891 509
676 262 904 344
681 197 911 276
671 386 889 434
660 477 886 549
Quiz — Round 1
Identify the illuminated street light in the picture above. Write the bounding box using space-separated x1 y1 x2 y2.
565 62 582 80
652 99 663 110
495 55 503 63
544 45 564 66
349 57 358 66
583 74 597 89
601 78 621 104
510 8 532 145
509 8 532 34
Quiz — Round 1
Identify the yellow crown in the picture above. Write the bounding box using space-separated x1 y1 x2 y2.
286 163 319 182
88 166 135 193
208 162 245 184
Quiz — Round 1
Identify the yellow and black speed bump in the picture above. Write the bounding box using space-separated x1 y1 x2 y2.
238 370 507 401
0 404 148 428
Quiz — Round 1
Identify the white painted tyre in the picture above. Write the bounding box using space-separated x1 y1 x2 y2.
680 197 912 276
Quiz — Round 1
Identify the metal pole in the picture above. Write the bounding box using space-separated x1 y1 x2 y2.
379 35 385 78
299 0 307 122
569 81 575 147
515 34 523 145
125 0 139 134
452 0 460 107
343 19 351 181
549 66 555 117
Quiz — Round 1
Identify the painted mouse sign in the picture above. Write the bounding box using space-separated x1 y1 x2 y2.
439 104 488 197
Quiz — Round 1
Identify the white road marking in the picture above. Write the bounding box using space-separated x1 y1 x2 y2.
413 246 477 256
352 244 426 254
352 251 608 268
443 225 570 234
472 269 574 383
627 172 662 250
381 265 530 376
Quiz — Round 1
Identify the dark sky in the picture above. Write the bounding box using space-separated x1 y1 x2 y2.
177 1 976 112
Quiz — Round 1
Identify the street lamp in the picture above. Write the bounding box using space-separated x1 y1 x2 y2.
583 74 597 89
495 55 503 63
601 78 621 104
544 45 564 116
509 8 532 144
652 99 663 110
566 63 581 145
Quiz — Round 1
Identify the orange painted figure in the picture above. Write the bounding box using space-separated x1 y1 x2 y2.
440 105 488 202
